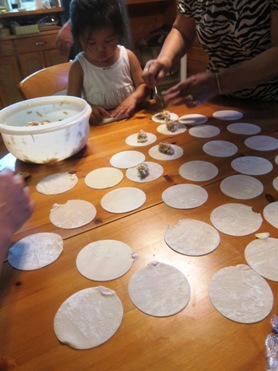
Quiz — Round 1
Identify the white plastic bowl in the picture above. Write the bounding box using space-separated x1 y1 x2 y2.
0 96 92 164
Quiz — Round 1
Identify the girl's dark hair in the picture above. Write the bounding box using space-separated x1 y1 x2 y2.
70 0 127 46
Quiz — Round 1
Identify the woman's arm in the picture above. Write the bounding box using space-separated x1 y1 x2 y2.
218 10 278 94
142 13 196 87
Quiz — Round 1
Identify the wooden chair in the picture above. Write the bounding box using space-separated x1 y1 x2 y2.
18 62 72 99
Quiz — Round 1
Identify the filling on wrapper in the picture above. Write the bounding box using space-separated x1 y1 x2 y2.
156 110 171 121
137 129 148 143
137 162 149 179
165 119 178 132
158 142 175 155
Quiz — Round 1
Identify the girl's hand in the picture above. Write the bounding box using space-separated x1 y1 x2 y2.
111 96 137 119
90 106 111 120
164 71 219 107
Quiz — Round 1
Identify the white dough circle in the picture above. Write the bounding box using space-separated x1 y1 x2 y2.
165 219 220 256
273 176 278 191
212 110 243 120
110 150 145 169
162 184 208 209
36 172 78 195
128 261 190 317
245 238 278 281
178 113 208 125
125 132 157 146
244 135 278 151
148 144 184 161
189 125 220 138
157 123 186 135
227 123 261 135
76 240 136 281
208 265 273 323
54 286 123 349
203 140 238 157
210 203 263 236
231 156 273 175
220 175 264 200
152 112 179 123
85 167 123 189
276 155 278 165
179 160 218 181
263 201 278 229
50 200 96 229
126 162 163 183
101 187 146 213
8 233 63 270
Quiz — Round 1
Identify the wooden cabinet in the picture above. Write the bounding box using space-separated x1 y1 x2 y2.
0 8 67 108
13 32 66 78
0 30 67 108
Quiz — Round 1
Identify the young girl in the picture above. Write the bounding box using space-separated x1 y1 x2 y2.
68 0 150 122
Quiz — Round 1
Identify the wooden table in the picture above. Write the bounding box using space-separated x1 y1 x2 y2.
0 97 277 371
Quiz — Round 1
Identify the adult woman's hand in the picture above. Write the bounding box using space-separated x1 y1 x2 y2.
164 71 219 107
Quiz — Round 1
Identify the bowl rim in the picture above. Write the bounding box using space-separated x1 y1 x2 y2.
0 96 92 135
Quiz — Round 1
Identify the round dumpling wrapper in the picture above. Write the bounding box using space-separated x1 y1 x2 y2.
179 160 218 182
126 162 163 183
162 184 208 209
208 264 273 323
152 112 179 123
8 232 63 270
101 187 146 213
165 219 220 256
110 150 145 169
227 123 261 135
76 240 137 281
128 261 190 317
157 123 186 135
263 201 278 229
210 203 262 236
189 125 220 138
36 172 78 195
178 113 208 125
54 286 123 349
244 135 278 151
273 176 278 192
212 110 243 120
125 132 157 147
231 156 273 176
148 144 184 161
220 174 264 200
203 140 238 157
85 167 123 189
50 200 96 229
245 238 278 281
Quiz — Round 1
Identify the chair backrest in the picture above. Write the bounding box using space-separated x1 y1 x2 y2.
18 62 72 99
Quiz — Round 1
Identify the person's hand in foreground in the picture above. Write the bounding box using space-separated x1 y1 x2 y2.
0 169 34 268
56 20 74 57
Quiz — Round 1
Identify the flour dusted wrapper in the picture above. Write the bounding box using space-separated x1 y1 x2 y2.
36 172 78 195
245 238 278 282
8 232 63 270
209 265 273 323
210 203 262 236
76 240 136 281
50 200 96 229
128 261 190 317
165 219 220 256
54 286 123 349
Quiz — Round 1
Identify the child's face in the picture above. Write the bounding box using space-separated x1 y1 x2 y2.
81 27 119 64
